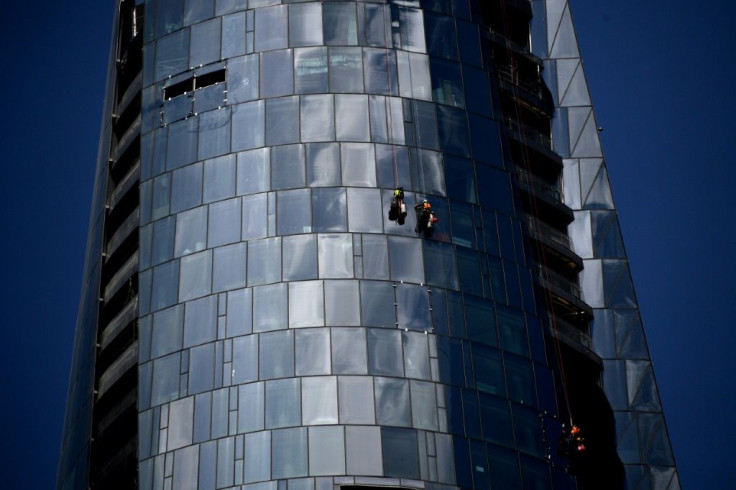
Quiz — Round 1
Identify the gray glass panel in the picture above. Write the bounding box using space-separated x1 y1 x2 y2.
179 250 212 301
248 238 281 286
312 188 347 232
198 108 231 161
337 375 376 429
363 3 388 47
156 29 189 81
289 281 324 328
341 143 376 186
347 188 382 233
227 289 252 337
152 353 180 406
191 18 221 71
295 329 330 376
295 47 329 94
213 242 247 293
346 426 382 476
282 234 318 281
410 380 437 430
403 330 430 380
253 282 287 331
396 283 431 330
237 148 270 195
336 95 370 141
309 426 345 475
266 96 300 146
330 47 363 93
272 428 308 479
261 50 294 98
208 198 241 247
307 143 341 187
364 48 398 96
277 189 311 235
331 328 367 375
324 280 359 326
228 55 259 104
323 3 357 45
184 295 217 348
238 382 264 435
318 234 353 278
266 378 300 428
173 445 198 490
232 335 258 385
381 427 419 479
255 5 287 52
203 154 236 204
241 193 267 241
167 118 199 172
151 217 175 267
189 344 215 395
244 431 270 483
259 329 294 379
232 101 265 151
151 174 170 222
362 235 389 280
395 7 425 53
374 377 411 426
171 164 203 213
368 329 403 376
222 12 246 59
216 437 235 488
300 95 334 142
152 305 184 359
302 376 338 425
360 280 395 327
289 3 323 47
150 261 178 312
388 236 423 283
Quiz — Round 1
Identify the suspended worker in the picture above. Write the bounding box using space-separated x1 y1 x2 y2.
388 187 407 225
558 424 586 457
414 199 437 237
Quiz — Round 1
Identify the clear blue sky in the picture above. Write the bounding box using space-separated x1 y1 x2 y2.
0 1 733 488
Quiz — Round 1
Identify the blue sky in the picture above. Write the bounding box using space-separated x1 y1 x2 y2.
0 1 734 488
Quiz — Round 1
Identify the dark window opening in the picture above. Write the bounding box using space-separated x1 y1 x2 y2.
164 69 226 101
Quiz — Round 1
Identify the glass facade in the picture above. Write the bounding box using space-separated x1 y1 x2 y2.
57 1 678 489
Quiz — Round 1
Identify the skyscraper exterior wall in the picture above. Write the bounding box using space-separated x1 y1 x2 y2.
58 1 677 489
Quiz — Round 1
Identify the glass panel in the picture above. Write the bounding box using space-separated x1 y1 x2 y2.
247 237 281 286
300 95 334 142
479 394 514 446
295 47 328 94
308 426 345 475
306 143 340 187
213 242 247 292
232 100 265 151
505 355 536 406
259 329 294 380
277 188 311 235
242 193 268 240
330 47 363 93
473 345 505 396
374 377 410 426
381 427 419 478
156 29 189 81
232 335 258 385
437 105 469 157
323 3 357 45
295 329 330 376
151 261 179 311
367 329 403 376
208 198 241 247
282 234 318 281
331 327 367 375
288 281 324 327
302 376 338 424
198 108 231 161
364 48 397 95
179 250 212 301
465 295 496 346
338 376 375 424
152 353 180 406
388 236 423 283
318 234 353 278
255 5 288 52
152 305 184 358
184 295 217 348
410 380 438 430
261 49 294 98
324 280 359 326
360 280 395 327
203 154 236 204
228 55 259 104
253 282 287 332
346 426 382 476
336 95 370 141
266 378 300 428
403 330 430 380
347 188 382 232
189 343 215 395
272 428 308 479
244 431 270 483
266 96 299 146
341 143 376 187
237 148 270 195
312 188 347 232
171 164 202 214
289 3 322 47
222 12 245 59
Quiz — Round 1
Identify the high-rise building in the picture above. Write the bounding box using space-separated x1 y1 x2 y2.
57 1 678 489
